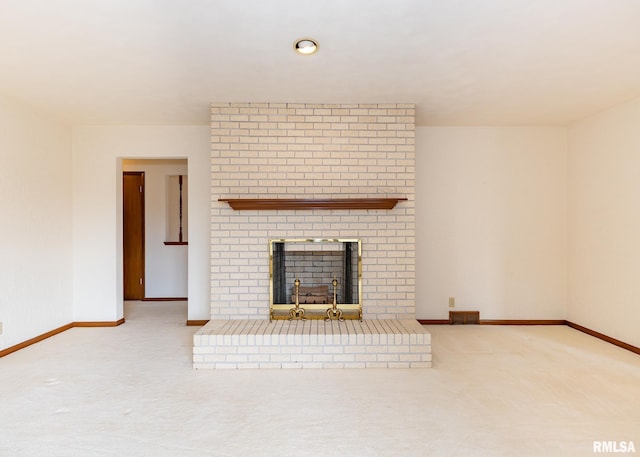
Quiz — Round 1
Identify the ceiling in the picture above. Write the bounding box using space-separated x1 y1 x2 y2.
1 0 640 126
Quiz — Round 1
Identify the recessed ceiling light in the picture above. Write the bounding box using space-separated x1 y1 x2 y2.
294 38 319 55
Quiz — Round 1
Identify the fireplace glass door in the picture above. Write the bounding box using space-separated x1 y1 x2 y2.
269 239 362 321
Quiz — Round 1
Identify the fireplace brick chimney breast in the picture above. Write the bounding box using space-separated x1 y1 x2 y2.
210 103 415 320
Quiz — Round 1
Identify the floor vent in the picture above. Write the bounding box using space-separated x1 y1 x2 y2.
449 311 480 325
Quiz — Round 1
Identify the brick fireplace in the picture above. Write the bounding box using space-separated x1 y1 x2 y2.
210 102 416 319
193 102 431 368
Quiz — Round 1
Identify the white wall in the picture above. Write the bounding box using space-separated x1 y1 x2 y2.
72 126 210 322
416 127 567 320
123 159 188 298
0 96 72 350
3 98 636 349
568 96 640 348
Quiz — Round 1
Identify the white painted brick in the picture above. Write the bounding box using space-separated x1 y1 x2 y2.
270 354 292 363
334 354 356 362
291 354 315 362
226 354 249 362
312 354 335 362
214 363 238 370
388 362 411 368
388 345 411 353
248 354 270 362
211 103 415 321
365 362 388 368
377 353 399 362
237 363 261 369
195 318 431 368
322 345 344 354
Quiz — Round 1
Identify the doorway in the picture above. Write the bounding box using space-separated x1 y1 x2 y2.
123 171 145 299
122 159 189 302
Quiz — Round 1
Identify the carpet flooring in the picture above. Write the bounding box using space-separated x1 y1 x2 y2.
1 301 639 457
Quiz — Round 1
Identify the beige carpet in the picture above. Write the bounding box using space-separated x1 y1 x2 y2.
1 301 639 457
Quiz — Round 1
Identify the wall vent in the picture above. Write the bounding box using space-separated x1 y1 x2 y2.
449 311 480 325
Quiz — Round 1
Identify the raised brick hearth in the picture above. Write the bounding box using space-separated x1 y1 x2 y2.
194 319 431 369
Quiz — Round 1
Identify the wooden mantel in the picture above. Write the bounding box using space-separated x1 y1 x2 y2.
218 198 407 211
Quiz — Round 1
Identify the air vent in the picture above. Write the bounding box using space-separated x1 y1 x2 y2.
449 311 480 325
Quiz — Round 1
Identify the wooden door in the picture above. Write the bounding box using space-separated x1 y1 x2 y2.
123 172 145 299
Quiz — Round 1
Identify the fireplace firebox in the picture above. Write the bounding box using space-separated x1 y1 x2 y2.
269 239 362 321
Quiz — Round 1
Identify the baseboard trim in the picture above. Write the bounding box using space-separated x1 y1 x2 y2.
0 319 125 358
418 319 565 325
566 321 640 355
0 323 73 358
74 318 126 327
142 297 188 302
186 320 209 326
480 319 566 325
5 318 638 359
419 317 639 356
417 319 450 325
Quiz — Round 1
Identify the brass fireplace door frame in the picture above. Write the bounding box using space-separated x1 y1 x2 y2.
269 238 362 321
